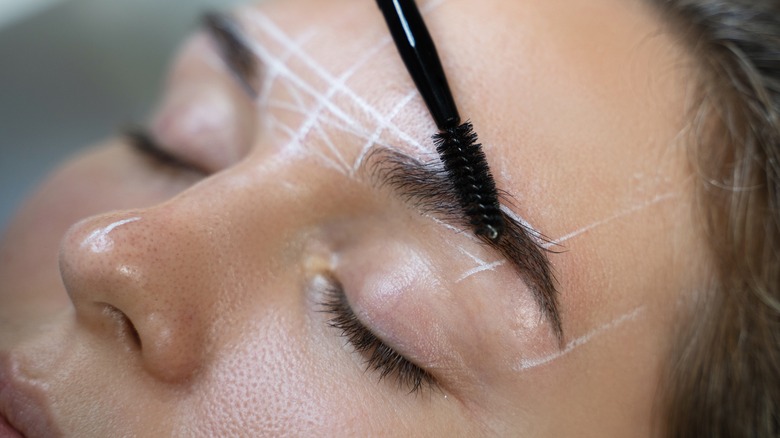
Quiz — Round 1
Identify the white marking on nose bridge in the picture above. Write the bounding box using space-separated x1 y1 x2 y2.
515 306 646 371
457 260 506 283
245 11 426 152
81 217 141 254
550 193 679 246
351 89 419 175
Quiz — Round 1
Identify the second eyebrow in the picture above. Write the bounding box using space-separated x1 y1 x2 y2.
203 11 259 98
363 147 563 342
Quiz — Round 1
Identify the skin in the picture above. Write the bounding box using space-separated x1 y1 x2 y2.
0 0 708 435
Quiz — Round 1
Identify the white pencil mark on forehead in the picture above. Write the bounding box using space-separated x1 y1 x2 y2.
234 0 456 177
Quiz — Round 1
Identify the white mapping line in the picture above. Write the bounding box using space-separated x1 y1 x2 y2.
551 192 679 246
258 29 319 108
459 246 487 265
428 216 467 235
515 306 646 371
266 99 403 156
285 33 391 168
267 116 345 173
351 89 419 175
243 35 361 134
244 11 427 153
312 119 351 173
456 260 506 283
500 204 547 245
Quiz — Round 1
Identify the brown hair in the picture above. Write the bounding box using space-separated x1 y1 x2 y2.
653 0 780 436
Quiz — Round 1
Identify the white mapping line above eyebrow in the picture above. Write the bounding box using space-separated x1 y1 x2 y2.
244 10 427 153
242 31 361 134
284 33 391 161
258 29 319 108
267 115 346 173
514 306 646 371
351 89 419 175
550 192 680 246
266 99 405 154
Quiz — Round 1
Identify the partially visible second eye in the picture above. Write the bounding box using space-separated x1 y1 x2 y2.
319 277 437 394
124 127 209 175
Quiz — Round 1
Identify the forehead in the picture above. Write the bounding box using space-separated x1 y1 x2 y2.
225 0 695 329
231 0 688 181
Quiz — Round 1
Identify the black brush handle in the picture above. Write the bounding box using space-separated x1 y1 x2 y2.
376 0 460 130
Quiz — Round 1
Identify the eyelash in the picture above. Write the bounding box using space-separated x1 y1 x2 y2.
319 278 436 394
124 127 206 174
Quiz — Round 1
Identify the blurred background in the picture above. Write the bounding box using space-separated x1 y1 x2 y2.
0 0 245 230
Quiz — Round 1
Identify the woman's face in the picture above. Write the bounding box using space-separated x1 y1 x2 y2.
0 0 704 435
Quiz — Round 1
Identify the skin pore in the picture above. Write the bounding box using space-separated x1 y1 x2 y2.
0 0 708 436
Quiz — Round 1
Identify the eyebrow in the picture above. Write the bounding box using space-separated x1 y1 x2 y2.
201 11 563 342
203 11 259 98
364 147 563 342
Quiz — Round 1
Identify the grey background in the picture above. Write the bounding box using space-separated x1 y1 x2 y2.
0 0 245 230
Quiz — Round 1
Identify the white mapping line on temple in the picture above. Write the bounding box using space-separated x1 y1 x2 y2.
457 260 507 283
245 11 427 153
551 192 679 246
351 89 419 175
515 306 646 371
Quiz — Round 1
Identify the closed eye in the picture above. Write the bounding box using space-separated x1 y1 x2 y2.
124 127 209 175
318 276 437 394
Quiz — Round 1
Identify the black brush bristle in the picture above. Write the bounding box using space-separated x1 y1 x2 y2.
434 122 505 242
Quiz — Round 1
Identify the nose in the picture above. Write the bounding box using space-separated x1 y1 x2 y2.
59 209 216 383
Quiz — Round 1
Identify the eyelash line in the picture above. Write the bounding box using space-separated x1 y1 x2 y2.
123 127 208 175
318 277 437 394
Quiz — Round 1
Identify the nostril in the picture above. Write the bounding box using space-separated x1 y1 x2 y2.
101 304 142 350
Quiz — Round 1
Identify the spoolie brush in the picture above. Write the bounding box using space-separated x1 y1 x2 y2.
376 0 505 242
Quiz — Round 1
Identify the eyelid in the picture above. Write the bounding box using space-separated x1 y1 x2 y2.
317 275 437 394
124 127 209 175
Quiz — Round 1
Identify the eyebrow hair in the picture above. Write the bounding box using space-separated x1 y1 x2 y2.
200 11 563 342
364 147 563 342
202 11 259 98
